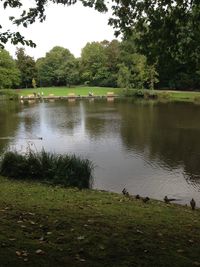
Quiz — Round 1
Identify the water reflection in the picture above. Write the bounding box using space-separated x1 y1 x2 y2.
1 99 200 205
0 101 22 151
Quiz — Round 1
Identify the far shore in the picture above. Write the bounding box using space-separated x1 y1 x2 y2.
15 86 200 103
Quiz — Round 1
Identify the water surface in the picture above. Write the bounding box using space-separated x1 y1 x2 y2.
1 99 200 205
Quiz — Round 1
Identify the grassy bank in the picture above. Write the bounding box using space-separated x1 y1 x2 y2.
124 89 200 102
15 87 123 97
0 177 200 266
15 87 200 102
157 90 200 102
0 89 19 100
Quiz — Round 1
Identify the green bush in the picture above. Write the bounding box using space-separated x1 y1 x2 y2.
0 150 93 189
123 89 145 97
135 89 145 98
144 90 158 99
0 89 19 100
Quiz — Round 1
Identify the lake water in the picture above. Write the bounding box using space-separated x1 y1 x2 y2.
1 99 200 206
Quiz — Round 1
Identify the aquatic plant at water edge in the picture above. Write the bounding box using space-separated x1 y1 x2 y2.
0 150 93 189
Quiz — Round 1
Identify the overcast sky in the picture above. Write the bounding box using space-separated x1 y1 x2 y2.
1 2 117 59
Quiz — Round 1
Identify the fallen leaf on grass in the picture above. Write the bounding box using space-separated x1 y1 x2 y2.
77 236 85 240
177 249 184 253
27 212 35 216
30 221 36 225
35 249 45 255
22 251 28 257
16 251 21 257
87 219 94 223
16 250 28 257
193 262 200 266
136 229 143 234
76 254 86 262
157 233 163 237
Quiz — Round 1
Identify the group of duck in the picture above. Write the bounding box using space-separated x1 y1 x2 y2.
122 188 196 210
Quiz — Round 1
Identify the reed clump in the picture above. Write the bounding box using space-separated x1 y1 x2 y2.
0 150 93 189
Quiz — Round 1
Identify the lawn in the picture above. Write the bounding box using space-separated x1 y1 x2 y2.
0 176 200 266
8 87 200 102
16 86 124 97
165 90 200 101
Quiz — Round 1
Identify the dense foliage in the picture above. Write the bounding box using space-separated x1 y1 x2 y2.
0 36 199 90
0 150 93 189
109 1 200 89
1 0 200 89
16 48 37 88
36 46 79 87
0 49 20 88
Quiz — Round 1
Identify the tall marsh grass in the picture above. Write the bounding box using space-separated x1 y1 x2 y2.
0 150 93 189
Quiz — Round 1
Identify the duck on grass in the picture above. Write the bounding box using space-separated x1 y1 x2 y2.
0 150 93 189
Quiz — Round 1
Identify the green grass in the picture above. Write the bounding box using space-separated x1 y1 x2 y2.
15 86 123 97
124 89 200 102
6 86 200 102
157 90 200 102
0 176 200 266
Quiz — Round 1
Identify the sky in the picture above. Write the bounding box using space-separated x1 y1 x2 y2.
1 1 117 59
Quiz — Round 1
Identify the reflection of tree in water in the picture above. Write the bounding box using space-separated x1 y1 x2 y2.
83 101 121 139
0 101 21 153
54 102 81 135
119 101 200 183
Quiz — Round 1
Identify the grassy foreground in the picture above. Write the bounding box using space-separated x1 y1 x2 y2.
0 177 200 266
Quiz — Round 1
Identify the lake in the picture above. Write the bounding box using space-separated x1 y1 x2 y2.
1 98 200 205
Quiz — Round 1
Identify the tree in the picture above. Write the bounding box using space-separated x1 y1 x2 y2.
109 1 200 89
0 0 107 48
36 46 78 87
117 64 131 89
118 37 149 89
80 40 121 87
146 64 159 91
0 48 20 88
16 48 37 88
80 42 109 86
103 39 121 87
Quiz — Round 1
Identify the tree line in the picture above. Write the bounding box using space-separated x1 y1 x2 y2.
1 1 200 91
0 35 199 91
